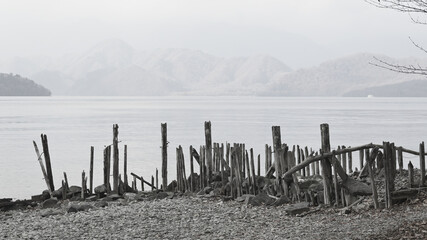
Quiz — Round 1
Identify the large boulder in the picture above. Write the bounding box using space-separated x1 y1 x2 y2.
41 198 58 209
342 178 372 196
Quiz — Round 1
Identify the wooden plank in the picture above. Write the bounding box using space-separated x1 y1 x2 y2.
366 147 380 209
130 172 157 190
33 141 51 193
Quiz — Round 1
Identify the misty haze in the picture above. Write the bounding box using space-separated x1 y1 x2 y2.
1 1 427 239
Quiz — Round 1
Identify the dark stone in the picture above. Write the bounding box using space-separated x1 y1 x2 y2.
209 188 222 197
155 192 169 200
85 195 98 202
42 190 51 199
283 202 310 215
342 178 372 196
94 201 108 208
166 180 177 192
203 187 213 194
77 204 93 211
41 209 62 217
51 189 63 199
67 205 78 213
104 194 122 201
237 194 255 202
245 192 275 206
272 195 291 206
68 186 82 194
42 198 58 209
94 184 107 195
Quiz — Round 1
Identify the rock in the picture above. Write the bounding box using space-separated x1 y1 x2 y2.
342 178 372 196
51 189 63 199
77 203 94 211
209 188 222 197
94 201 108 208
94 184 107 196
124 193 137 201
197 189 205 195
155 192 169 200
245 192 275 206
67 205 79 213
134 194 146 201
86 195 98 202
236 194 255 203
42 198 58 209
272 195 290 206
203 187 213 194
68 186 82 195
41 209 62 217
283 202 310 215
166 180 177 192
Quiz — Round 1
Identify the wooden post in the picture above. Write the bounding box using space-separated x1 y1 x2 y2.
133 176 137 191
300 148 306 177
242 144 246 179
41 134 55 191
383 142 393 209
408 161 414 188
63 172 69 191
161 123 168 190
112 124 119 193
245 150 251 194
348 148 353 173
420 142 425 186
367 147 380 209
332 155 340 207
176 148 181 192
103 146 111 187
62 180 66 200
81 171 86 200
315 158 320 175
265 144 269 175
156 168 159 190
124 145 128 189
221 144 226 190
230 147 235 198
189 145 194 192
320 123 333 205
250 149 257 195
272 126 283 195
141 176 145 192
305 146 310 176
151 176 155 191
33 141 52 193
297 145 301 174
90 146 94 194
180 146 188 192
359 149 364 172
397 147 403 173
342 146 347 174
257 154 261 177
199 146 204 189
390 143 397 180
204 121 213 184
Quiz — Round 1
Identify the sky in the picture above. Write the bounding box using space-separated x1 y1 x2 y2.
0 0 426 68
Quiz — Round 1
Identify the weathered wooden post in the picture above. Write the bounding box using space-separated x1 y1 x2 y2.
320 123 333 205
112 124 119 193
124 145 128 189
420 142 425 186
103 146 111 188
89 146 94 194
161 123 168 190
245 151 252 194
189 145 194 192
383 142 393 209
305 146 310 176
265 144 269 175
250 149 257 195
332 151 340 207
81 171 86 200
342 146 347 174
272 126 283 195
390 143 397 180
151 176 155 191
41 134 55 191
359 149 364 171
348 148 353 173
397 147 403 173
367 147 380 209
176 148 182 192
257 154 261 177
204 121 213 183
408 161 414 188
156 168 159 190
33 141 52 193
221 143 226 189
141 176 145 192
230 147 235 198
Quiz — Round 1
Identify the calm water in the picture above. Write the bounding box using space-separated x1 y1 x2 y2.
1 96 426 199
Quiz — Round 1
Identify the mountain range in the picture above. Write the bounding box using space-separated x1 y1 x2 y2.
1 39 426 97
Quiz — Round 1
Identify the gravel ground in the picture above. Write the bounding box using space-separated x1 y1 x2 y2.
1 195 426 240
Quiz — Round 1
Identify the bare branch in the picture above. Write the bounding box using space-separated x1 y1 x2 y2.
370 57 427 76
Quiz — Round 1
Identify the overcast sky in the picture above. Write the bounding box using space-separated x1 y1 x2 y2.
1 0 426 68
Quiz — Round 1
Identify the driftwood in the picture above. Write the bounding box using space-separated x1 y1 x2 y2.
33 141 52 194
131 173 157 190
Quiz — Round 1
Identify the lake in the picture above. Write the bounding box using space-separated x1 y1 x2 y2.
1 96 427 199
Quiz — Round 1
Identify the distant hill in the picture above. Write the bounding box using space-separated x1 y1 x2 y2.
344 79 427 97
0 73 51 96
264 53 427 96
0 40 426 97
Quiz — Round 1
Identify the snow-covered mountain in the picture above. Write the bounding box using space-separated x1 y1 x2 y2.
1 40 426 96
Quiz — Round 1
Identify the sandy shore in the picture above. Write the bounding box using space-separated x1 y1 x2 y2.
1 194 426 240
